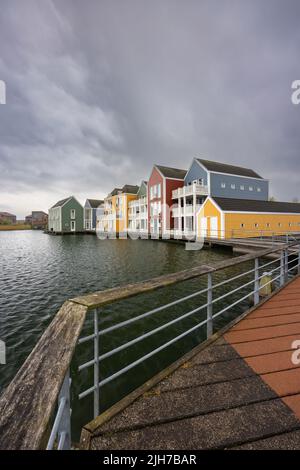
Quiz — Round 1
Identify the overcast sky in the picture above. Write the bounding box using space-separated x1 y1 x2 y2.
0 0 300 218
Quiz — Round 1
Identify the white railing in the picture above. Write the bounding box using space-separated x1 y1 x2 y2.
172 184 209 199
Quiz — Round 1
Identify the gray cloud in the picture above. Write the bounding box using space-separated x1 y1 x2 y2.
0 0 300 217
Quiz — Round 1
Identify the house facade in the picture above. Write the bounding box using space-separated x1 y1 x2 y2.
172 158 269 236
197 197 300 239
84 199 104 231
128 181 148 235
99 185 139 235
0 212 16 224
48 196 84 234
25 211 48 230
148 165 186 237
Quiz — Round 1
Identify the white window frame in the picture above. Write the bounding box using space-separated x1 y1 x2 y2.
221 182 226 188
70 209 76 219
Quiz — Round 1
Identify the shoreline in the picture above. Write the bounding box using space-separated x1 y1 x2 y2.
0 225 32 231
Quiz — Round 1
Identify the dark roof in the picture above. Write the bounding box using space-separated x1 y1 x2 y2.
197 159 264 179
109 188 122 197
51 197 72 208
156 165 187 179
86 199 104 208
0 212 16 217
213 197 300 213
121 184 139 194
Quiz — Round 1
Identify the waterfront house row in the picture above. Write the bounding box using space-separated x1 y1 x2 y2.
48 156 300 238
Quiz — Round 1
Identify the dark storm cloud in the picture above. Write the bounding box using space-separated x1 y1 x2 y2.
0 0 300 217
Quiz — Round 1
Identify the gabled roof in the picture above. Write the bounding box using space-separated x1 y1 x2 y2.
51 197 72 209
155 165 187 179
109 188 122 197
196 159 263 179
121 184 139 194
213 197 300 213
0 212 16 217
86 199 104 208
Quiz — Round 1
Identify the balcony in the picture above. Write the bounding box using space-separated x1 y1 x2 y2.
172 204 202 218
172 184 209 199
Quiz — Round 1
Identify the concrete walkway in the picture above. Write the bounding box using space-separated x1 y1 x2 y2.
81 277 300 450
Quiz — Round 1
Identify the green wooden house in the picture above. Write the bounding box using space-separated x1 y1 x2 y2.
48 196 84 234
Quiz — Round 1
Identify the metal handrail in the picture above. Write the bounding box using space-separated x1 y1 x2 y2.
77 242 300 409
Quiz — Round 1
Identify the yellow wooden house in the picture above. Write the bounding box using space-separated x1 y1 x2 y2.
196 197 300 239
100 185 139 235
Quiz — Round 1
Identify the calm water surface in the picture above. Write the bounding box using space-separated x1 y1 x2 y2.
1 231 250 440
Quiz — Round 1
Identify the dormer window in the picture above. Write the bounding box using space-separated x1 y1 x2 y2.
240 185 245 190
231 184 236 190
221 182 226 188
249 186 253 191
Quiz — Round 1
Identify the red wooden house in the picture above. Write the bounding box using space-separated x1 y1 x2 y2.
148 165 186 237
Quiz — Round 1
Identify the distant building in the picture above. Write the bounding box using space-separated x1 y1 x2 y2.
84 199 104 231
25 211 48 230
48 197 84 234
0 212 16 224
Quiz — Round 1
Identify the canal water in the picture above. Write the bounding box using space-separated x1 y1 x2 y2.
0 230 259 441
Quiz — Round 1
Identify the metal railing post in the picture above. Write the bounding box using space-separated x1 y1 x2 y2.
207 273 213 337
57 368 71 450
280 249 285 286
254 257 260 305
47 368 71 450
284 249 289 282
94 309 100 418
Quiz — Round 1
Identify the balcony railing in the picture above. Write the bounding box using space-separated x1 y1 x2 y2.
172 184 209 199
172 204 202 217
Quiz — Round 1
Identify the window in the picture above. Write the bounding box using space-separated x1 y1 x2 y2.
240 223 245 228
240 185 245 191
266 223 270 228
278 222 282 227
289 222 292 227
231 184 236 190
157 184 161 198
254 223 259 228
150 187 153 200
221 182 226 188
249 186 253 191
70 209 75 219
257 187 261 192
198 178 204 185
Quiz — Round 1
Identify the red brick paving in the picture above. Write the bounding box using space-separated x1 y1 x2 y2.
225 276 300 419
